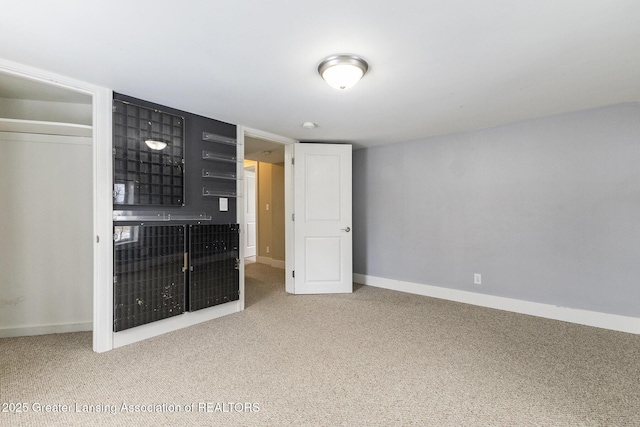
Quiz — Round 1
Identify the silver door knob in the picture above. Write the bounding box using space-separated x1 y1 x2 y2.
341 226 351 232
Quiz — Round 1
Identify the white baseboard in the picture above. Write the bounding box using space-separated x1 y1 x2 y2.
0 321 92 338
256 256 285 270
113 301 241 349
354 274 640 335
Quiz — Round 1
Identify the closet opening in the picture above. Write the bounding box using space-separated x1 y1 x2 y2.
0 70 94 338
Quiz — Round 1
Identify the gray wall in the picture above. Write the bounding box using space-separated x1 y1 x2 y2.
353 102 640 317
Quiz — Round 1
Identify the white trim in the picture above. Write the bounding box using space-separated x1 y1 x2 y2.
284 143 295 293
256 256 286 269
0 322 93 338
241 126 297 145
0 131 91 146
237 125 297 294
0 117 92 137
354 274 640 335
113 302 241 349
237 128 246 311
92 83 114 353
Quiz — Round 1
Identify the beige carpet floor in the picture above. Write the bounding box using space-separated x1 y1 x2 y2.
1 262 639 426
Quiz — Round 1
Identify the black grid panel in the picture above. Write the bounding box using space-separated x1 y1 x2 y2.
113 100 184 206
113 225 186 331
189 224 240 311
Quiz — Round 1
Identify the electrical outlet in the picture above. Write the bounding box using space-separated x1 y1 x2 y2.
474 273 482 285
266 246 270 254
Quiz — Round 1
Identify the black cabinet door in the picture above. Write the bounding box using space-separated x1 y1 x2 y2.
113 223 240 331
189 224 240 311
113 225 186 331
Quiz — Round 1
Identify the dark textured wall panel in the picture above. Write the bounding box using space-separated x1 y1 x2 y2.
113 93 237 223
189 224 240 311
113 225 186 331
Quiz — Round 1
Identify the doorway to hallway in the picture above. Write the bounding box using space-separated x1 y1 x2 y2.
242 134 287 304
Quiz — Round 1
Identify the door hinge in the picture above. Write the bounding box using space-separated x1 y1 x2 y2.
291 157 295 165
292 213 295 221
292 270 295 278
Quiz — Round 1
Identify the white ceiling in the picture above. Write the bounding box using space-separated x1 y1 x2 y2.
1 1 639 149
244 136 285 164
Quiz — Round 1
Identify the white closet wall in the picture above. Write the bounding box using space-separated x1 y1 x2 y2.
0 97 93 337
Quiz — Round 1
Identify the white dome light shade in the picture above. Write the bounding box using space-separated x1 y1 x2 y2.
318 55 369 90
144 139 168 150
322 64 364 90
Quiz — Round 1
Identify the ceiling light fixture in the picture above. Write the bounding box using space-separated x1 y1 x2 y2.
302 122 318 129
318 54 369 90
144 139 168 150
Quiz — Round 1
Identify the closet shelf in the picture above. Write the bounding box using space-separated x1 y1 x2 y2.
0 118 92 137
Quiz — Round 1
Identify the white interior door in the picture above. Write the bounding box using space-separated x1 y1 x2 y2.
244 165 257 258
292 143 352 294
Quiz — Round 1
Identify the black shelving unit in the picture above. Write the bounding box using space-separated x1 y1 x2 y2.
201 131 239 198
111 94 241 333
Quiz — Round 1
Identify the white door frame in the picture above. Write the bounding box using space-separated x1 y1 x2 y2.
0 58 114 353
